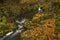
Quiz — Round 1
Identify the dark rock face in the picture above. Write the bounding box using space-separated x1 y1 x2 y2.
0 0 3 4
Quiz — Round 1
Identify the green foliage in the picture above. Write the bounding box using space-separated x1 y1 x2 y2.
0 16 10 37
23 21 31 29
10 5 21 16
0 23 9 30
55 2 60 32
54 2 60 14
0 7 9 17
56 15 60 32
44 35 49 40
1 16 7 23
0 5 21 18
52 2 60 32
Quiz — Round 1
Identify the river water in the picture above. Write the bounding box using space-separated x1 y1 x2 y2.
0 19 27 40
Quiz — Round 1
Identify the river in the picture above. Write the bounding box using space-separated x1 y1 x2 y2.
0 19 27 40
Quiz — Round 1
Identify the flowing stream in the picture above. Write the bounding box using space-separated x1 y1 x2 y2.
0 7 43 40
0 19 27 40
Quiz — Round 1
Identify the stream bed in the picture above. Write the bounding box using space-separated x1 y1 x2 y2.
0 19 27 40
